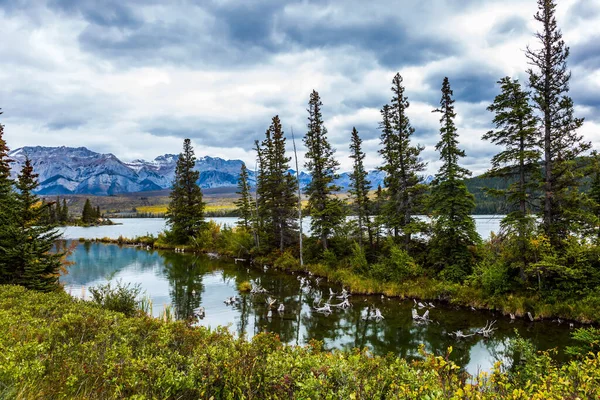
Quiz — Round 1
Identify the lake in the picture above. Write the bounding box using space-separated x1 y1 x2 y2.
61 215 505 241
59 215 576 377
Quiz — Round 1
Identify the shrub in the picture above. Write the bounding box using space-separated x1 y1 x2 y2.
89 280 142 317
2 285 600 399
274 250 301 270
238 281 252 292
370 243 420 282
349 242 368 274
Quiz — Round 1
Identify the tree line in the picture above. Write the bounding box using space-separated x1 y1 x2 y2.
0 117 63 292
166 0 600 302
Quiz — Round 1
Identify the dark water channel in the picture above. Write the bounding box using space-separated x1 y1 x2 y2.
60 241 576 377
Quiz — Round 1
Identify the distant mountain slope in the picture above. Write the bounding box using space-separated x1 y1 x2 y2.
8 146 258 195
7 146 390 195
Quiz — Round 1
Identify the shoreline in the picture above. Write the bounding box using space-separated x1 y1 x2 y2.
73 235 598 326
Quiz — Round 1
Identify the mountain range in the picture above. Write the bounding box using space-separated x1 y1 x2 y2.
7 146 400 196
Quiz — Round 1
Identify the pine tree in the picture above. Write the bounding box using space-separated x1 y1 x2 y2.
254 116 298 252
429 77 480 281
590 152 600 241
0 109 19 284
166 139 205 244
95 205 101 219
61 199 69 223
235 163 253 231
82 198 94 224
55 196 62 222
48 201 57 224
348 127 372 247
484 77 540 271
526 0 589 246
303 90 345 250
379 73 427 246
372 184 385 248
5 158 63 291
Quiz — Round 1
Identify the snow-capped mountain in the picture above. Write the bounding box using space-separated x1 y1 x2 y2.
8 146 256 195
7 146 392 195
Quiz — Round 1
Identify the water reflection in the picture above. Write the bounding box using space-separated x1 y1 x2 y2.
61 241 574 376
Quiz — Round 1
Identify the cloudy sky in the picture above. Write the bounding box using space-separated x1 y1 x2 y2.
0 0 599 175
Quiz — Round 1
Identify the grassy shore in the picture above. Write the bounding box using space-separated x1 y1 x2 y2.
78 234 600 325
1 284 599 399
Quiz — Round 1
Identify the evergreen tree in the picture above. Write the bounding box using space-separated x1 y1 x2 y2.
0 109 18 284
95 205 101 219
379 74 427 246
429 77 480 281
61 199 69 223
253 139 267 249
303 90 345 250
254 116 298 251
483 77 540 270
166 139 205 244
48 201 57 224
235 163 253 231
82 199 94 224
589 152 600 241
4 158 63 292
526 0 590 246
348 127 372 247
55 196 62 223
372 184 385 248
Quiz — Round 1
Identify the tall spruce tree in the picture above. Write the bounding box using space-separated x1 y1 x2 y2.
303 90 345 250
235 163 253 231
0 109 18 284
348 127 372 247
82 199 94 223
526 0 589 246
590 152 600 241
372 184 385 248
61 198 69 223
254 116 298 251
379 73 427 246
166 139 205 244
429 77 480 281
484 78 540 263
5 158 63 291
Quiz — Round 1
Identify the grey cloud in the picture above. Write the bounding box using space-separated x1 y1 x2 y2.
46 118 87 131
48 0 142 28
281 20 459 69
570 35 600 70
567 0 600 24
141 116 269 149
487 16 528 45
425 67 502 104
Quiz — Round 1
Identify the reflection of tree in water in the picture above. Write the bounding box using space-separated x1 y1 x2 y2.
163 252 205 320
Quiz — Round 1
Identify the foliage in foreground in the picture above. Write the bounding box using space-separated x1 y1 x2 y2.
1 285 599 399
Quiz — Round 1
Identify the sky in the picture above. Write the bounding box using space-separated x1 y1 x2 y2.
0 0 599 175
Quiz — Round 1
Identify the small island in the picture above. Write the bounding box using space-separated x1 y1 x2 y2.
39 196 115 227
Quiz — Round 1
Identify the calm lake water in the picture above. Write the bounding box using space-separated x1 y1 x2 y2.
59 216 575 377
61 215 504 241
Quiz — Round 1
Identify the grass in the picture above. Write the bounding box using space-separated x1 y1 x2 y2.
2 284 600 399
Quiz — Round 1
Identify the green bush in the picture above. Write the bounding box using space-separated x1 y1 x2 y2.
1 285 600 399
370 243 420 282
89 280 142 317
472 257 511 296
349 242 368 274
274 250 301 270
